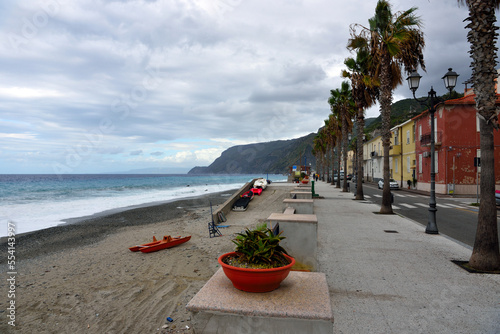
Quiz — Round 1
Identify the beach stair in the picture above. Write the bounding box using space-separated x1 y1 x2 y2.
267 212 318 271
186 269 334 334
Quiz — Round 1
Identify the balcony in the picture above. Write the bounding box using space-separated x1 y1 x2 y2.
389 145 401 156
420 131 442 147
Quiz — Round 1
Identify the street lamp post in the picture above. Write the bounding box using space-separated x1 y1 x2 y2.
406 68 459 234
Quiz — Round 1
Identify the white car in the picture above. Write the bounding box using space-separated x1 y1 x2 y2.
378 178 399 190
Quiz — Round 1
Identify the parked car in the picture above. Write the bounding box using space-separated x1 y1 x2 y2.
333 172 344 182
351 176 364 183
378 178 399 190
496 190 500 206
346 174 353 180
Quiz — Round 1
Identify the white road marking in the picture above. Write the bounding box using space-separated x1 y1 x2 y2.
400 203 418 209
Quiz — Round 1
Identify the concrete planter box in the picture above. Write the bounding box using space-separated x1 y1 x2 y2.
283 198 314 214
186 269 333 334
267 213 318 271
290 191 312 199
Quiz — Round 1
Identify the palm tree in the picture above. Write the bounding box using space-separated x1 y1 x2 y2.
322 118 337 184
350 0 425 213
325 115 341 187
343 45 380 200
329 82 356 192
458 0 500 271
313 131 328 181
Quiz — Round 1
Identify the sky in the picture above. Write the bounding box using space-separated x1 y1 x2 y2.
0 0 494 174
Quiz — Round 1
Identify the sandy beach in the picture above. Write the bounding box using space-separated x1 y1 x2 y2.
0 183 293 334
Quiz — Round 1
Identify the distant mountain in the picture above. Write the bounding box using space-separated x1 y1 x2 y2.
188 133 316 175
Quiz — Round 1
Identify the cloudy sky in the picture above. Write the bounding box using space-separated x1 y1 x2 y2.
0 0 492 174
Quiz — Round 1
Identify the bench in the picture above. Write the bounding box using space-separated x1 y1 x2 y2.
186 269 334 334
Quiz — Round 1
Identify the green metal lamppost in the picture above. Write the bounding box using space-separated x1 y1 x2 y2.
406 68 459 234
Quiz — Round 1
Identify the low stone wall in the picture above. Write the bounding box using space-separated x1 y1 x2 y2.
211 179 257 224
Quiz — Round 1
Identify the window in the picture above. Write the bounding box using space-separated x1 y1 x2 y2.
395 158 398 173
418 154 422 173
394 132 399 145
406 130 410 144
407 156 411 173
477 149 481 171
435 151 439 173
434 118 438 139
419 125 422 141
476 114 480 132
412 124 416 142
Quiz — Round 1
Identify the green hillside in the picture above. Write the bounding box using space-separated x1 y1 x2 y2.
188 133 316 175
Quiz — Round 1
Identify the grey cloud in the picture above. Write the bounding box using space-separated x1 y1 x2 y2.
130 150 143 156
150 151 163 156
0 0 491 173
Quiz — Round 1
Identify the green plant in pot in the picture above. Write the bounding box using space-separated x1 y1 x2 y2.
218 225 295 292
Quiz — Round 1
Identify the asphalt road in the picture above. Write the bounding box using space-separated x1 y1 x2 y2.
349 181 500 248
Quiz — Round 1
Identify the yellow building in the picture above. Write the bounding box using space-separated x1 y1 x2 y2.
390 119 417 188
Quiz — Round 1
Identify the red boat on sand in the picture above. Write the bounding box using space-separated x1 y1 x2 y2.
251 187 263 196
129 235 191 253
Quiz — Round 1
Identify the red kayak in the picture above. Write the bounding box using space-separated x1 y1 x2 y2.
129 235 191 253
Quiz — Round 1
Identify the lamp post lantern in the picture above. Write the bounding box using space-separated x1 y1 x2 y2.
406 68 459 234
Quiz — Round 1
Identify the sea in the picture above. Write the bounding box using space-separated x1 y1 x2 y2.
0 174 286 237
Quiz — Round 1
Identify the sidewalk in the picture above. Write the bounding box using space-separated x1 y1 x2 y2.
314 180 500 334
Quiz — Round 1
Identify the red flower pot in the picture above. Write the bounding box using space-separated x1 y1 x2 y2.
218 252 295 293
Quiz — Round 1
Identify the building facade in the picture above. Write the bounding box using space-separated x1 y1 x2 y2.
363 135 384 182
390 119 417 188
413 89 500 195
360 84 500 195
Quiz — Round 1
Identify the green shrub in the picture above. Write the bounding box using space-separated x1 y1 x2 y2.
230 228 289 269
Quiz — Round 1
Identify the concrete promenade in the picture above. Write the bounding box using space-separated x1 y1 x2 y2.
314 180 500 333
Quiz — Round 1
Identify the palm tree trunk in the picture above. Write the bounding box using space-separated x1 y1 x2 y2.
331 146 335 185
342 117 348 192
356 106 365 200
379 52 393 214
469 119 500 270
336 143 341 188
466 0 500 271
